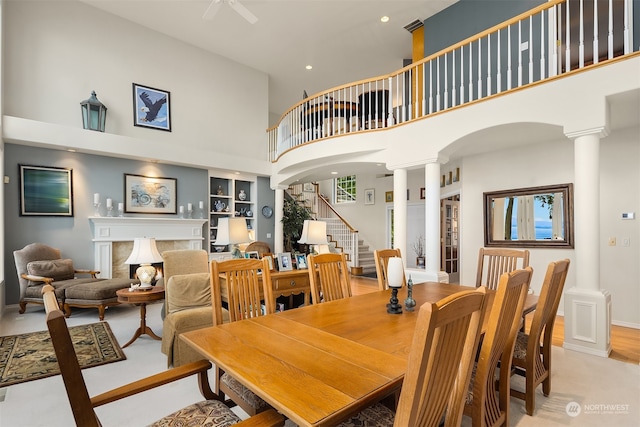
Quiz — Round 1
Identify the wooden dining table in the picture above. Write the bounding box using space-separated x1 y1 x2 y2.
181 282 538 427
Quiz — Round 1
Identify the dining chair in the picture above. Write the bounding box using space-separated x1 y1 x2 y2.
307 252 352 303
454 267 533 427
41 284 284 427
374 248 407 290
476 247 530 290
210 258 275 416
336 287 489 427
510 259 570 415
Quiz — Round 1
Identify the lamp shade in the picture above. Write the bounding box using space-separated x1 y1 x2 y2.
214 217 249 245
298 220 328 245
124 237 163 265
386 257 404 288
80 91 107 132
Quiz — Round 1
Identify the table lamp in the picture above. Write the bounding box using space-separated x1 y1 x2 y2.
125 237 163 287
215 217 249 258
386 257 403 314
298 220 330 254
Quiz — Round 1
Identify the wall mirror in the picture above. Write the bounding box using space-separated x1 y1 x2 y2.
484 183 574 248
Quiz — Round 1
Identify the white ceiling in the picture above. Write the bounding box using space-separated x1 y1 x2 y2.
79 0 457 118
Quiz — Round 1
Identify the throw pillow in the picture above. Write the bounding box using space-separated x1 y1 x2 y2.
27 258 75 281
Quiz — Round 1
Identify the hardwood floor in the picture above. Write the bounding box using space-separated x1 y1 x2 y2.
349 275 640 365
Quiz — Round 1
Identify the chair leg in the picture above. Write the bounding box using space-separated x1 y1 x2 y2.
18 301 27 314
542 376 551 396
98 305 106 321
525 374 535 416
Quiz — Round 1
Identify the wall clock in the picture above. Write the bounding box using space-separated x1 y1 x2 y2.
261 205 273 218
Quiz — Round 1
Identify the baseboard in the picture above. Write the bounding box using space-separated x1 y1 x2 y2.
563 341 612 358
611 320 640 330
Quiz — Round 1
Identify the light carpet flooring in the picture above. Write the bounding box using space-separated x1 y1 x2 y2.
0 301 638 426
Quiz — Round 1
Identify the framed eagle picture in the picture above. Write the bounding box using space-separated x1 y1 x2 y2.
132 83 171 132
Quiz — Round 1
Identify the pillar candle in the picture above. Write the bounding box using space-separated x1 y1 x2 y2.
199 201 204 209
106 198 113 208
188 203 193 211
94 193 100 204
179 205 184 213
118 202 124 211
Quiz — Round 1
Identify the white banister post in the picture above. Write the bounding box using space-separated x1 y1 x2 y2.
563 127 611 357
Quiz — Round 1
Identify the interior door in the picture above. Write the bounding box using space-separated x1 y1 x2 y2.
441 196 460 283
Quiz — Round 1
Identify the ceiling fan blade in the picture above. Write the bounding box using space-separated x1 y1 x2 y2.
202 0 223 21
228 0 258 24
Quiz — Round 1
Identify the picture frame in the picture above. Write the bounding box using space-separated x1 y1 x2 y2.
295 253 308 269
132 83 171 132
124 173 177 214
262 253 275 271
420 187 426 200
19 165 73 216
364 188 375 205
385 191 393 203
277 252 293 271
244 251 259 260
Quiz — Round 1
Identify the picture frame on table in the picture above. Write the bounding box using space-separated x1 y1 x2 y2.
244 251 259 260
19 164 73 217
132 83 171 132
295 253 308 269
277 253 293 271
262 253 275 271
364 188 375 205
124 173 177 214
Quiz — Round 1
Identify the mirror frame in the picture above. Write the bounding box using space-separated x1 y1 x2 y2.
483 183 574 248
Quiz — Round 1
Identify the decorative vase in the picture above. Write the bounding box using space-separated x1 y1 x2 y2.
238 189 247 201
216 185 224 195
416 256 425 269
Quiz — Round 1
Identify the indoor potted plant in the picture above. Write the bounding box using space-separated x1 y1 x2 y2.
412 235 425 268
281 195 312 253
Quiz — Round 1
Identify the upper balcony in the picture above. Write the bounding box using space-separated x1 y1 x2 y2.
268 0 638 169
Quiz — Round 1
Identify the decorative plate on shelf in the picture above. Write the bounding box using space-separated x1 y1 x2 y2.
261 205 273 218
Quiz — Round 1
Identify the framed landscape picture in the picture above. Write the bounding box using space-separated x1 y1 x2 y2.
132 83 171 131
124 174 177 214
19 165 73 216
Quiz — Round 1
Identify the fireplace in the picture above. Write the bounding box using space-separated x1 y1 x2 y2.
90 217 207 279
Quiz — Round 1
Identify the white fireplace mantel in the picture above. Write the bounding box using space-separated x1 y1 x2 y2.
89 217 207 278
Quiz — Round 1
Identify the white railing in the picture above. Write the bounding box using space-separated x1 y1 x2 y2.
268 0 635 161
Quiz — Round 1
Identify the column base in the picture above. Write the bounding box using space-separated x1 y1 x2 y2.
563 287 611 357
405 269 449 283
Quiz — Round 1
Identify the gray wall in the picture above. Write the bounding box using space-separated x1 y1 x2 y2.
3 143 208 304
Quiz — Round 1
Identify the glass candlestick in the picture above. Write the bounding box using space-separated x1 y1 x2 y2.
106 206 114 217
93 203 101 217
187 209 193 219
118 207 124 217
404 276 416 312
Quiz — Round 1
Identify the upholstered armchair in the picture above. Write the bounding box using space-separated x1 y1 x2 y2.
13 242 132 320
161 249 229 368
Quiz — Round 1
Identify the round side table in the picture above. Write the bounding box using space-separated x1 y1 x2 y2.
116 286 165 348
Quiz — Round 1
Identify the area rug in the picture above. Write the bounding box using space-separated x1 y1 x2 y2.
0 322 126 388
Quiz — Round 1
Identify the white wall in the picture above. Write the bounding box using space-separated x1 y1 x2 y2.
4 0 269 163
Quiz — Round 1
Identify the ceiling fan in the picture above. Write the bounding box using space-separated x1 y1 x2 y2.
203 0 258 24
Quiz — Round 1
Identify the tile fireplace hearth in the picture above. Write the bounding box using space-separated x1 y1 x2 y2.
90 217 207 279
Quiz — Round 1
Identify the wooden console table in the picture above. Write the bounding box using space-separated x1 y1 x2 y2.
219 269 311 308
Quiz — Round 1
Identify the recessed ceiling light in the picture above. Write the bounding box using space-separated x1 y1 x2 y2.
380 16 390 23
305 65 313 70
331 171 338 175
67 149 76 152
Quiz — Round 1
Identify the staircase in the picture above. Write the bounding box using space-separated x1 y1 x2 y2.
358 240 376 275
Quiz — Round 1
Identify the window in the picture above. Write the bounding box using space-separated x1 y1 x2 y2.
335 175 356 203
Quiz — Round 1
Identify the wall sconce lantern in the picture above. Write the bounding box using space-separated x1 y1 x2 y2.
80 90 107 132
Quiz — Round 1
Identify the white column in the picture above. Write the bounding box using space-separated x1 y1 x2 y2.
393 169 407 267
564 128 611 357
425 162 441 276
274 188 285 254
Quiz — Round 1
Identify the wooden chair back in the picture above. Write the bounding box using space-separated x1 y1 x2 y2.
307 253 352 303
42 284 101 427
374 248 407 290
461 267 533 427
394 287 488 427
476 247 530 290
511 259 570 414
210 258 275 324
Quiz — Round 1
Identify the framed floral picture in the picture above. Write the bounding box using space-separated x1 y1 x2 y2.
124 174 177 214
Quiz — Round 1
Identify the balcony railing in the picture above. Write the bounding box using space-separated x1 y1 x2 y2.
268 0 635 161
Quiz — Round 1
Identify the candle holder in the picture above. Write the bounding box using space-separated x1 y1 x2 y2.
199 208 205 219
404 275 416 312
106 206 114 217
93 203 101 217
187 209 193 219
118 206 124 217
387 287 403 314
